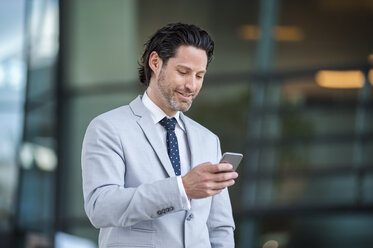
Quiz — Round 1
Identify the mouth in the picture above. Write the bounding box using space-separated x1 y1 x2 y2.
176 91 193 100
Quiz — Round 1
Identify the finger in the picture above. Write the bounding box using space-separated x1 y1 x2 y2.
214 171 238 182
196 162 213 171
207 189 222 196
209 163 233 173
212 179 235 190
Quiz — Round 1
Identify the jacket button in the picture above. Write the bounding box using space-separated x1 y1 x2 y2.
186 214 193 221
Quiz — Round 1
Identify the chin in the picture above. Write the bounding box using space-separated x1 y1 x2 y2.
170 101 192 113
178 103 192 112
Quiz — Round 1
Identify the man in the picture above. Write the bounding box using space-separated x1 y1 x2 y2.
82 23 238 248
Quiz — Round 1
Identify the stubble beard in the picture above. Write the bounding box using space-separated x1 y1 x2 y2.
157 70 195 113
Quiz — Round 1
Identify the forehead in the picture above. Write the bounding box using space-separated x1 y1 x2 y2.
168 45 208 70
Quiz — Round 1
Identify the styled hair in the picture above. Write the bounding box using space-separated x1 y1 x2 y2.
138 23 214 86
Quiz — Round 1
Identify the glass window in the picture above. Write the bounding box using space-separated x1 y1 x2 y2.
0 0 26 234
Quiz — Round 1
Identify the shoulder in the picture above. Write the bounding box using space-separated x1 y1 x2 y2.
92 104 131 123
87 104 137 134
95 105 132 122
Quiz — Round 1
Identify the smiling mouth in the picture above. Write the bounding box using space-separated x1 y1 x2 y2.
176 91 193 99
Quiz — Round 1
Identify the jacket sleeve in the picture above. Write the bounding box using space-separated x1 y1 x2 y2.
207 136 236 248
81 116 185 228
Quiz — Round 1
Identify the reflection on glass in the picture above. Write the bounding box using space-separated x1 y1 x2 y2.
0 0 26 233
15 0 59 244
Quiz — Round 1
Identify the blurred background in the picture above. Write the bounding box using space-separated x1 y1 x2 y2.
1 0 373 247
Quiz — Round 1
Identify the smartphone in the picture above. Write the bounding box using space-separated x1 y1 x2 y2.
219 152 243 171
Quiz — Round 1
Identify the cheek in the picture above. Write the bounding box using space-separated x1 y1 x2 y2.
196 81 203 92
164 71 179 83
172 75 187 87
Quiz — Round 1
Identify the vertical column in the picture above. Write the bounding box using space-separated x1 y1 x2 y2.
240 0 280 247
57 0 139 236
353 70 371 204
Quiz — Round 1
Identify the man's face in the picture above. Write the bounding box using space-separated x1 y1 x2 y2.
148 45 207 116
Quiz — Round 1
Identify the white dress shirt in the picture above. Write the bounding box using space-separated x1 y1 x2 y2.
142 92 191 210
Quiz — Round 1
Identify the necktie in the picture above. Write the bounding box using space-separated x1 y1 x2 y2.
159 117 181 176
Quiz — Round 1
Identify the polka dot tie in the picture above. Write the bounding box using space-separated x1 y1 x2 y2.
159 117 181 176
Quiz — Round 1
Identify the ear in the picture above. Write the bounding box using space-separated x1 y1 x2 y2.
148 51 163 78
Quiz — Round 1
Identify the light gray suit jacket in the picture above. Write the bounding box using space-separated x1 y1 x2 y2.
82 96 235 248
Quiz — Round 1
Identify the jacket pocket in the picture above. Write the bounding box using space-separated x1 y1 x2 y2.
130 220 155 233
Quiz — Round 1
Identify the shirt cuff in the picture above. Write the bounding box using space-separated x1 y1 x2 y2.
176 176 191 210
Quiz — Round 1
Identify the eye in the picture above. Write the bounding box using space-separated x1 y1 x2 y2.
196 74 204 79
178 70 187 75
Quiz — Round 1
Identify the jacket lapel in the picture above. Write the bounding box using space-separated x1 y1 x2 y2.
129 96 175 178
180 113 200 169
180 113 204 209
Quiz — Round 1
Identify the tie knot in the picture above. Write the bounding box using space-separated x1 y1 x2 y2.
159 117 177 131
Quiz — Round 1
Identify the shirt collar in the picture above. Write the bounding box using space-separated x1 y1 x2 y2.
142 91 186 132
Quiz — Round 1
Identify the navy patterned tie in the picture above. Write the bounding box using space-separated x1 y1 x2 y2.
159 117 181 176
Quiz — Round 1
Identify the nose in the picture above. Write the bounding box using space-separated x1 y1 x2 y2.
185 75 197 92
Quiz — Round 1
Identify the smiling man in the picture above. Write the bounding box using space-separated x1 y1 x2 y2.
147 45 204 114
82 23 237 248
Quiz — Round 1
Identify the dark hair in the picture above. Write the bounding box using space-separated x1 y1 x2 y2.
138 23 214 86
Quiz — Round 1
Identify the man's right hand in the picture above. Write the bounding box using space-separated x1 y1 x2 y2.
182 162 238 199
